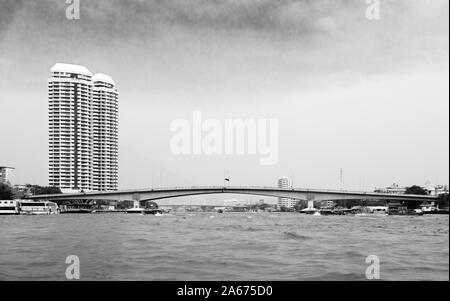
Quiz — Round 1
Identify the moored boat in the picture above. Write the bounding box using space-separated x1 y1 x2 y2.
59 204 93 214
319 208 352 215
419 203 448 214
126 201 144 214
126 207 144 214
0 200 20 215
19 200 59 215
300 208 319 215
354 206 388 216
388 203 424 216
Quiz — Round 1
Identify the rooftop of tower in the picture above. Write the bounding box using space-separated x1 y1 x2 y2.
92 73 115 85
50 63 92 76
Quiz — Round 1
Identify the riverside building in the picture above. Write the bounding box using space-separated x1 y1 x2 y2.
277 176 296 208
48 63 118 193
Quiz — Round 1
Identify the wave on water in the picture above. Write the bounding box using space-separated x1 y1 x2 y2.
283 231 312 241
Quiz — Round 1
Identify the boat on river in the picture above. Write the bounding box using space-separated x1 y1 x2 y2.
300 208 319 215
143 201 163 215
419 203 448 214
354 206 388 217
126 201 163 215
19 201 59 215
59 203 93 214
388 203 424 216
126 207 144 214
0 200 20 215
143 209 163 215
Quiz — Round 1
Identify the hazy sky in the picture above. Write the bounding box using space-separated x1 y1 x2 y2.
0 0 448 195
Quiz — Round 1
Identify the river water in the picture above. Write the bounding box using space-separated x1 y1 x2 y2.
0 213 448 281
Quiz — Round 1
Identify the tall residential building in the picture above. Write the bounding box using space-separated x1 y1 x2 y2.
92 74 119 191
48 64 93 192
277 176 296 208
48 63 118 193
0 166 15 186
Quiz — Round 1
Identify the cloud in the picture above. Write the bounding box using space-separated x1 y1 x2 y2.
0 0 25 41
0 0 448 84
2 0 448 46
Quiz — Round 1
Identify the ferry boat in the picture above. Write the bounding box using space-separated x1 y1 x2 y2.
0 200 20 215
19 201 59 215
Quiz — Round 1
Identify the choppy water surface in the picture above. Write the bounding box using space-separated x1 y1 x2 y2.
0 213 448 280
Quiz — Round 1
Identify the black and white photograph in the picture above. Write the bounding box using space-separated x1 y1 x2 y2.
0 0 448 288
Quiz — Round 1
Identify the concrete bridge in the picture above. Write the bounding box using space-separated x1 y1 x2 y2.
29 186 438 204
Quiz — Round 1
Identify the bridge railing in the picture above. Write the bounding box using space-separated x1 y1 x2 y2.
104 185 368 193
67 185 437 198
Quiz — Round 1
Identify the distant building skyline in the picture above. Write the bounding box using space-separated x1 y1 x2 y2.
48 63 118 193
375 183 449 197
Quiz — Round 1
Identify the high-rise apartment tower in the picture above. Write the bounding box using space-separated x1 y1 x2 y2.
48 63 118 193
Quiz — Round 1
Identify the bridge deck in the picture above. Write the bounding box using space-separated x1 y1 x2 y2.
29 186 438 203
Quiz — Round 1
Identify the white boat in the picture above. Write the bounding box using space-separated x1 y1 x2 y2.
355 206 388 216
300 208 319 215
313 211 322 216
369 206 389 216
420 203 439 213
126 201 144 214
19 201 59 215
126 207 144 214
0 200 20 215
127 201 163 215
59 204 93 214
414 209 424 215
